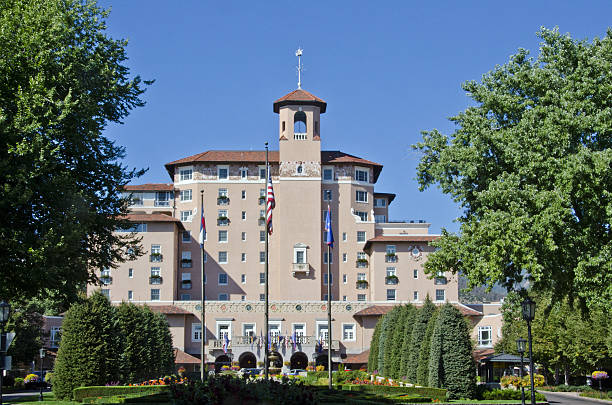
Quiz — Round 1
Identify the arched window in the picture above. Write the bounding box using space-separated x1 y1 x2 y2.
294 111 307 138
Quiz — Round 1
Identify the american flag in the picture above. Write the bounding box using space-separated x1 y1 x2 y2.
199 198 206 248
266 166 275 235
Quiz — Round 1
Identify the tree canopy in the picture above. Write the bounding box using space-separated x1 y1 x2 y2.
414 28 612 308
0 0 148 307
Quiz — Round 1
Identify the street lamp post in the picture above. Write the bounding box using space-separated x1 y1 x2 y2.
39 348 45 401
516 338 527 405
0 301 12 405
521 298 536 405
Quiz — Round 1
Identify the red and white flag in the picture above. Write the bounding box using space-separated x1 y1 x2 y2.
266 166 275 235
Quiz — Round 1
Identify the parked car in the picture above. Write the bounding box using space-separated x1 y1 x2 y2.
287 369 306 376
238 368 262 377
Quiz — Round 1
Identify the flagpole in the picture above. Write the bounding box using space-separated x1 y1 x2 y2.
327 242 332 389
200 190 206 382
264 142 270 380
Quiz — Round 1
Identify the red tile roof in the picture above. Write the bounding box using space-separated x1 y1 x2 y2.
174 348 201 364
121 214 185 230
363 235 439 252
353 303 482 318
273 89 327 113
343 350 370 364
473 348 496 362
164 150 383 182
373 192 396 205
124 183 174 191
149 305 193 315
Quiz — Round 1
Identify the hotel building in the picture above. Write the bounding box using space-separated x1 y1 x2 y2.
87 88 486 371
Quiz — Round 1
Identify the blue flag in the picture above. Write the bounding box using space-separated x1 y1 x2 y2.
324 205 334 248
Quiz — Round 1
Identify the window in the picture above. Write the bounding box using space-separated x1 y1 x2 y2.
357 294 366 302
435 289 446 301
386 267 396 277
293 323 306 337
181 272 192 289
342 232 347 242
182 251 192 268
259 293 265 301
203 253 207 263
343 274 347 284
294 249 305 264
218 251 228 263
179 168 192 181
323 252 333 264
155 190 171 205
413 269 419 279
243 323 255 337
180 210 193 222
260 230 265 242
180 189 192 201
343 295 347 301
386 267 397 284
241 274 246 283
182 231 191 243
241 253 246 262
259 167 266 180
356 190 368 202
355 211 368 221
241 190 246 199
342 324 356 341
217 323 231 340
260 188 266 198
413 291 419 301
242 211 246 220
128 192 143 206
317 323 329 341
181 293 191 300
50 326 61 348
150 244 161 262
342 253 347 262
294 111 307 134
117 223 147 233
150 267 161 284
218 210 228 220
218 230 228 243
128 268 133 278
374 198 386 207
218 188 228 197
217 166 228 179
241 232 246 241
387 289 396 301
241 295 245 301
323 189 332 201
240 168 248 178
259 251 265 263
219 293 229 301
259 273 265 284
151 289 160 301
296 164 303 174
375 215 387 223
355 168 369 182
323 273 333 285
323 168 333 181
268 322 281 337
192 323 202 342
478 326 493 347
357 231 366 243
218 273 228 285
386 245 396 255
357 252 367 261
357 273 367 281
128 290 133 301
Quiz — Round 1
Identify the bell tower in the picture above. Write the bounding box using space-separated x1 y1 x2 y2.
270 49 328 299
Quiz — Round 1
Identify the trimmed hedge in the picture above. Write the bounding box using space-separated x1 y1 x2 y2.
482 389 546 401
73 386 169 402
341 384 447 401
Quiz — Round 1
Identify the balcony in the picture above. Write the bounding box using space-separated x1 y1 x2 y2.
217 196 230 206
356 280 369 289
258 217 266 226
100 276 112 285
150 253 163 262
208 335 339 352
149 276 163 285
154 200 170 207
217 217 230 226
356 259 368 268
385 275 399 285
385 254 398 263
258 196 266 205
181 259 192 268
292 262 310 276
434 277 447 285
294 133 307 140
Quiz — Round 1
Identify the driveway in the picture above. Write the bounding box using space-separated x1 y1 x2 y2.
544 391 610 405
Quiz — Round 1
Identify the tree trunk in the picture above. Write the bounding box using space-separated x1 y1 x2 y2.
554 367 560 385
564 364 570 385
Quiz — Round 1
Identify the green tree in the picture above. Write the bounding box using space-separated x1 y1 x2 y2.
0 0 149 307
413 28 612 309
53 292 121 399
428 304 476 399
5 301 44 365
405 296 436 382
381 306 402 377
391 305 415 379
367 318 383 373
417 307 439 385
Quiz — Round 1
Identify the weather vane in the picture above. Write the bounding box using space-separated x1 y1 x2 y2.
295 47 303 89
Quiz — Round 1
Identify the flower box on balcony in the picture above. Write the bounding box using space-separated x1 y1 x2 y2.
385 253 398 263
258 217 266 226
356 259 368 268
217 196 230 205
217 216 230 226
181 280 192 289
258 196 266 205
181 259 192 268
356 280 369 289
100 276 112 285
385 275 399 285
149 275 163 285
150 253 163 262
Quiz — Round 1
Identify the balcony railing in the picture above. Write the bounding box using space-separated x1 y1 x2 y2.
150 254 163 262
154 200 170 207
292 262 309 275
385 276 399 285
181 281 192 290
356 260 368 268
208 335 339 351
217 218 230 226
294 133 307 140
101 276 112 285
258 197 266 205
385 254 398 263
217 196 230 205
356 280 369 289
149 276 163 285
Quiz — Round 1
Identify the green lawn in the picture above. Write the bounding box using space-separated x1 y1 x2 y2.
9 392 77 405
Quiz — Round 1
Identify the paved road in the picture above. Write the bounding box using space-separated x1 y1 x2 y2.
544 391 610 405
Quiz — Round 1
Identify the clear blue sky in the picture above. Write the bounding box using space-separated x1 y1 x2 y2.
98 0 611 234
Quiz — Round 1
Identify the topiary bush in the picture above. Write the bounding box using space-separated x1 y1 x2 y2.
483 389 546 401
